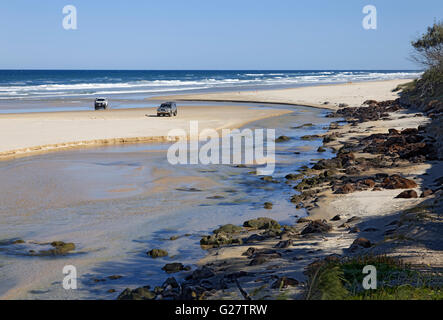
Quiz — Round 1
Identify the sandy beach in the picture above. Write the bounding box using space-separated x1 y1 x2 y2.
153 79 413 109
1 79 412 160
1 78 441 300
0 105 291 160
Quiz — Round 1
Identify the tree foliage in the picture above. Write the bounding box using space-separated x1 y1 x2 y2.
411 21 443 69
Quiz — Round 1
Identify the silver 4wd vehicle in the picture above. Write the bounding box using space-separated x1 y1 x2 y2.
94 98 109 110
157 102 177 117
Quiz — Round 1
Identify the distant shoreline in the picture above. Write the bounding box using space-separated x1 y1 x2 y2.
0 79 413 161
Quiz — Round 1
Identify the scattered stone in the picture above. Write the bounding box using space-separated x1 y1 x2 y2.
200 233 242 248
349 237 372 250
335 183 355 194
346 216 361 223
117 287 155 300
264 202 273 210
244 234 266 243
161 263 188 274
331 215 341 221
285 173 303 180
382 175 418 189
187 267 216 281
274 240 293 249
317 146 326 153
395 190 418 199
243 218 281 230
420 189 433 198
37 241 75 256
301 220 332 235
108 275 123 280
249 256 268 266
261 176 279 183
213 224 242 235
297 217 311 223
275 136 291 143
147 249 168 258
349 226 360 233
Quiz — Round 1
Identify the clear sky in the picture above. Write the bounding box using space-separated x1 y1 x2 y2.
0 0 441 70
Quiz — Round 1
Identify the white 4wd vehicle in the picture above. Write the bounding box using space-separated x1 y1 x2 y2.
94 98 109 110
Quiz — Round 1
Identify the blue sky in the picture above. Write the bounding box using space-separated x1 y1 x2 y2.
0 0 441 69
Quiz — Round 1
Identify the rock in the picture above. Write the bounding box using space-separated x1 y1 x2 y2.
12 239 25 244
301 135 320 141
331 215 341 221
317 146 326 153
147 249 168 258
349 238 372 250
297 217 311 223
200 233 241 248
188 267 216 281
292 123 314 129
213 224 242 235
381 174 418 189
249 256 269 266
108 275 123 280
117 287 156 300
261 176 278 183
162 263 186 274
244 234 266 243
346 216 361 223
271 277 299 289
274 240 293 249
335 183 355 194
243 218 281 230
301 220 332 235
264 202 273 210
285 173 303 180
339 103 349 108
420 189 433 198
38 241 75 256
395 190 418 199
275 136 291 143
162 277 180 289
362 179 376 188
349 226 360 233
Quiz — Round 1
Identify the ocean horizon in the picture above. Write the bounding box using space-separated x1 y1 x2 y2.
0 69 421 100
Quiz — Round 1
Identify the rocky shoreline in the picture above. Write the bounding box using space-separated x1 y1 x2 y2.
117 93 442 300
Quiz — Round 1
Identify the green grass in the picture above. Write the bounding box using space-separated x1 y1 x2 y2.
305 255 442 300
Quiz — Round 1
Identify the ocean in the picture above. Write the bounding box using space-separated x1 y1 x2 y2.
0 70 421 100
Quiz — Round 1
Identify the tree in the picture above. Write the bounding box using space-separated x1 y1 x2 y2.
410 21 443 69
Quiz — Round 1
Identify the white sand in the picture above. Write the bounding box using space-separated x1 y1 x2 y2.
0 106 291 160
0 79 413 160
153 79 413 109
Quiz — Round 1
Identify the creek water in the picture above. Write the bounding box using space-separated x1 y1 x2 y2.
0 104 337 299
